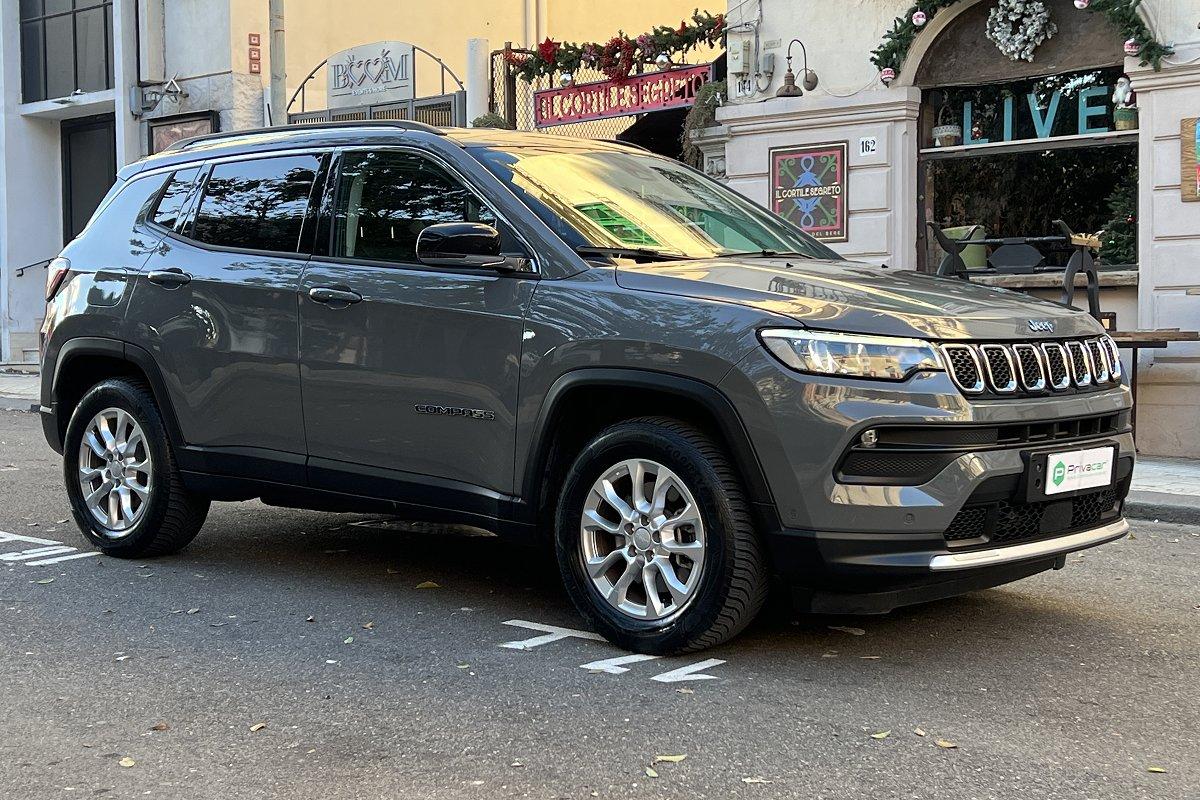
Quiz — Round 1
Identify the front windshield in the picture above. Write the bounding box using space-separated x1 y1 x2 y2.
471 143 842 262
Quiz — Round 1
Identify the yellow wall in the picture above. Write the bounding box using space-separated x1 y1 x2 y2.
276 0 721 111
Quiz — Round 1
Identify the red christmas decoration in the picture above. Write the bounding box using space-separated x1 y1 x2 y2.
599 36 637 81
537 37 560 65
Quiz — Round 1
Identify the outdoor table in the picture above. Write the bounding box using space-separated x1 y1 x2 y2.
1108 330 1200 443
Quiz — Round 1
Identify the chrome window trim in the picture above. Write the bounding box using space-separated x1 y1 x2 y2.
1067 340 1093 387
940 344 985 394
1011 343 1046 392
1040 342 1072 390
978 344 1018 393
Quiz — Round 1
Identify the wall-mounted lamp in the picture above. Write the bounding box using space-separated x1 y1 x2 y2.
776 39 819 98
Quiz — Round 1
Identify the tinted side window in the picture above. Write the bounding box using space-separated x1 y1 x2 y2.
333 151 496 263
149 167 200 231
192 154 321 253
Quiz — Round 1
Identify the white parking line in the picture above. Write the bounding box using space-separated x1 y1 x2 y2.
649 658 727 683
25 552 100 566
499 619 605 650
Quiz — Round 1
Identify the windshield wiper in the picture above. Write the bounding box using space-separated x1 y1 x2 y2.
575 246 691 262
725 249 819 260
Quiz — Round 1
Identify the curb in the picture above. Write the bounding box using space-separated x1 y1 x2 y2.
1125 490 1200 526
0 396 37 412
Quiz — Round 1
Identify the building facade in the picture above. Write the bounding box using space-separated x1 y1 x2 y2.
708 0 1200 457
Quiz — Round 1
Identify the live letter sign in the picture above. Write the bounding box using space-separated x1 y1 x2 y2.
534 64 713 128
769 142 849 242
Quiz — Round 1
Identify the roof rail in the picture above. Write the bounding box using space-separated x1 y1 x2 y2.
163 120 445 153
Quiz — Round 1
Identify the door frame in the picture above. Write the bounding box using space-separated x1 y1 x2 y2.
60 112 117 245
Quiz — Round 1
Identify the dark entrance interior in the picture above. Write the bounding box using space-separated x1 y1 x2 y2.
61 113 117 243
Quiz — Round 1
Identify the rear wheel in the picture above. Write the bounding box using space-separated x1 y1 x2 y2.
556 417 768 655
63 378 208 557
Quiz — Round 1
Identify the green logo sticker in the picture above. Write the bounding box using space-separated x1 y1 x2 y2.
1052 461 1066 487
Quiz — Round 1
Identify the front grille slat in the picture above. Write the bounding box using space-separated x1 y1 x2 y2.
942 339 1114 398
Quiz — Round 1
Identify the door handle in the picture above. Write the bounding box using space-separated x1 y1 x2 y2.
147 268 191 288
308 286 363 305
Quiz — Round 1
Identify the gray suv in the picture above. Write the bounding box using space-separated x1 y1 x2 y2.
40 121 1133 654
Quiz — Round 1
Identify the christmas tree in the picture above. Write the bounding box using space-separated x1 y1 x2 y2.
1100 178 1137 267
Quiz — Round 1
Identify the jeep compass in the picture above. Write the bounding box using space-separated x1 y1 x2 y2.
40 121 1133 654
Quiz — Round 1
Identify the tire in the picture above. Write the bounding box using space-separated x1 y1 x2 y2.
555 417 768 655
63 377 209 558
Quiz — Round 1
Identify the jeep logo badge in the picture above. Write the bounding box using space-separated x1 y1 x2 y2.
1027 320 1055 333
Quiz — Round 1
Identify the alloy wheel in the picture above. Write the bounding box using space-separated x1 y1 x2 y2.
77 407 153 535
579 458 706 621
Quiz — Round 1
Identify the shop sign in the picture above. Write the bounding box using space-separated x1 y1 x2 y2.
769 142 849 242
1183 118 1199 203
327 41 415 109
533 64 712 128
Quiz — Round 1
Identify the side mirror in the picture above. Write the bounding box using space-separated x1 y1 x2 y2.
415 222 507 269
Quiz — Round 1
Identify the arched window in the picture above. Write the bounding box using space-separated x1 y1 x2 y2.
915 0 1138 271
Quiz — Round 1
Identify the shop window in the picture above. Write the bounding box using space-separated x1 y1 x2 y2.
919 65 1138 271
19 0 114 103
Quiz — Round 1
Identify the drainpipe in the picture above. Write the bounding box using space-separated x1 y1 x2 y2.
269 0 286 125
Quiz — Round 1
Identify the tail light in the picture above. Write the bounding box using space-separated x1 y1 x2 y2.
46 256 71 301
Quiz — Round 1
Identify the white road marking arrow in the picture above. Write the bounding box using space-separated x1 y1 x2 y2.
579 653 661 674
650 658 727 683
498 619 605 650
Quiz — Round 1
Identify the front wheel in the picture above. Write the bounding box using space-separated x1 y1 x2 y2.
63 378 209 557
555 417 768 655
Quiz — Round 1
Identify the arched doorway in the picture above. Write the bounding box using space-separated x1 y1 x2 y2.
911 0 1139 272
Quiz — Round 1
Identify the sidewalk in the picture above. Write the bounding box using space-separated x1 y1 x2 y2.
1 370 1196 522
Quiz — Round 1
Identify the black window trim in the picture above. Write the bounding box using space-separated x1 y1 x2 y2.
310 144 541 278
143 165 204 235
176 147 333 260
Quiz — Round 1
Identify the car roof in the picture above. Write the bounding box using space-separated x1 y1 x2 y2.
121 121 637 180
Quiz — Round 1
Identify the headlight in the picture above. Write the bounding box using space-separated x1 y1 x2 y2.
759 329 944 381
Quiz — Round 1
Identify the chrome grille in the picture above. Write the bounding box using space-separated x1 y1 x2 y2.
941 338 1120 397
1067 341 1092 387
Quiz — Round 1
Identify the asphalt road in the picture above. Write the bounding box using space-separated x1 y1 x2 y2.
0 408 1196 800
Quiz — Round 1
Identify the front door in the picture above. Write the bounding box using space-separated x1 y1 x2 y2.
61 114 117 242
299 149 534 514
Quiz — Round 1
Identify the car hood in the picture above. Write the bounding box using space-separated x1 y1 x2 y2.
613 257 1104 340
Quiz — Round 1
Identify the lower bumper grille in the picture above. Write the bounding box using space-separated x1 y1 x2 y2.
944 486 1122 548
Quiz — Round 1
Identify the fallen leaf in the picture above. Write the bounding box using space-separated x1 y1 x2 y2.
742 777 773 784
828 625 865 636
510 760 524 768
115 655 129 662
676 687 694 694
644 767 659 779
150 722 169 732
186 608 200 615
305 616 315 623
859 655 882 660
361 622 374 630
118 757 135 768
1147 766 1167 774
35 578 54 585
343 636 354 644
250 722 267 732
415 581 440 589
386 568 399 574
652 754 687 764
457 664 470 669
913 728 926 737
935 739 957 749
870 730 891 740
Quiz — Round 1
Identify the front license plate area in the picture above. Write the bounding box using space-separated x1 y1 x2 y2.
1025 444 1117 502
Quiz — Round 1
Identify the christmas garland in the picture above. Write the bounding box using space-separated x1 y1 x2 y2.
504 9 725 83
870 0 1173 82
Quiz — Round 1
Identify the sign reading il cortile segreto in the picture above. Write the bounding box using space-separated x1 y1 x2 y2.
327 41 415 109
534 64 713 128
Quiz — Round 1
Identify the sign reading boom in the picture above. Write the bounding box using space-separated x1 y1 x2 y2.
769 142 849 242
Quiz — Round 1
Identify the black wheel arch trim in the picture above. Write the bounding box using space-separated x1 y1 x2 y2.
47 336 186 453
521 368 777 523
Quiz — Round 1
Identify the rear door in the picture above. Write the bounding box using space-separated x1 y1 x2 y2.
298 148 536 511
126 152 325 480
